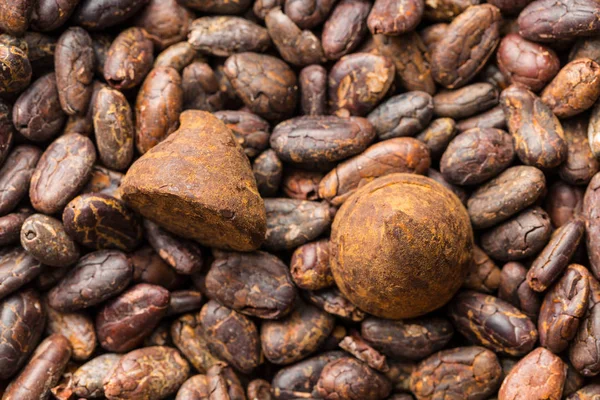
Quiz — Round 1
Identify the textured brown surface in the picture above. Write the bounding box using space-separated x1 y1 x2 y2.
367 0 423 35
104 27 154 90
499 262 541 321
253 149 283 197
315 357 391 400
0 44 31 95
0 146 41 216
0 247 42 300
560 117 600 185
46 307 96 361
73 0 150 30
584 172 600 279
134 0 194 50
367 92 434 140
171 312 224 374
290 239 333 290
144 219 203 275
20 213 80 267
434 83 499 120
322 0 370 60
463 245 501 293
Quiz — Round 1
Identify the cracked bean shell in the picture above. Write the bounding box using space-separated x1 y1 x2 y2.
0 44 31 95
367 91 434 140
315 357 392 400
104 27 154 90
20 214 79 267
0 145 41 216
0 247 43 301
46 307 96 362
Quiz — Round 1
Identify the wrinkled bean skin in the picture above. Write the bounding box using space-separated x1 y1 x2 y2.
481 207 552 261
144 219 203 275
63 193 142 251
155 42 196 72
182 61 226 112
527 218 585 292
47 250 132 312
206 251 296 319
319 137 431 206
130 246 184 290
424 0 478 21
31 0 80 32
464 245 501 294
567 384 600 399
0 44 31 95
214 111 271 158
134 0 195 50
266 8 325 66
501 84 567 169
560 117 599 185
367 92 433 140
282 169 322 200
103 346 190 400
291 239 333 290
456 105 507 132
73 0 150 30
0 99 14 168
410 346 503 400
304 287 366 321
434 84 499 120
569 275 600 376
65 353 122 399
261 301 335 365
499 262 541 321
171 313 224 374
3 334 72 400
449 291 538 356
225 52 298 121
584 172 600 279
367 0 423 36
253 149 283 197
546 182 584 228
271 116 375 167
35 267 69 292
254 0 285 19
63 80 105 137
174 374 211 399
189 16 271 58
93 86 134 171
284 0 337 29
322 0 371 60
361 316 453 360
271 351 345 399
416 118 457 158
373 33 436 95
315 357 392 400
0 146 41 216
136 67 183 154
29 133 96 215
299 65 327 116
13 73 66 143
329 53 395 117
518 0 600 42
200 300 263 374
0 0 34 36
0 290 45 380
467 166 546 229
538 264 590 354
206 363 247 400
0 247 42 301
96 283 170 352
440 128 514 186
499 347 567 400
264 199 332 251
55 28 95 116
182 0 252 13
541 58 600 118
247 379 272 400
167 290 203 316
104 27 154 90
20 214 79 267
82 165 123 199
496 33 560 92
46 307 96 362
431 5 502 89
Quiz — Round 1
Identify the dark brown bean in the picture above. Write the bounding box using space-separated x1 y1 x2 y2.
367 92 433 140
299 64 327 116
47 250 132 312
282 169 322 200
448 291 538 356
130 246 184 290
569 271 600 376
481 207 553 261
181 60 225 112
73 0 150 30
254 0 285 19
200 300 262 373
584 172 600 280
189 16 271 57
20 214 79 267
13 73 65 143
96 283 170 352
424 0 478 21
0 0 34 36
248 379 272 400
567 384 600 399
427 168 469 204
290 239 333 290
571 37 600 63
174 374 211 399
456 105 507 132
539 264 590 353
264 198 331 251
499 262 541 321
0 289 45 380
206 251 296 319
416 118 456 158
182 0 252 13
518 0 600 42
315 357 392 400
367 0 424 35
81 165 123 199
213 110 270 158
104 27 154 90
431 5 502 89
0 146 41 216
144 219 203 275
546 182 584 228
63 80 105 137
31 0 79 31
55 27 95 116
134 0 195 50
93 86 134 171
284 0 336 29
433 83 499 120
0 247 42 301
496 33 560 92
322 0 370 60
410 346 503 400
91 34 112 77
167 290 203 316
253 149 283 197
440 128 514 186
3 334 72 400
527 218 585 292
319 137 431 205
0 99 14 168
467 166 546 229
329 53 395 117
62 353 121 399
464 245 501 293
501 84 567 169
35 267 69 292
224 52 298 121
560 117 600 185
63 193 142 251
481 62 511 90
29 133 96 215
155 42 196 72
171 312 224 373
304 287 366 321
499 347 567 400
0 44 31 95
206 359 248 400
103 346 190 400
46 307 96 362
262 301 334 365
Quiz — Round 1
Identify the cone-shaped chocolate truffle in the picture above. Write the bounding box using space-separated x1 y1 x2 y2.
121 110 266 251
330 173 473 319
